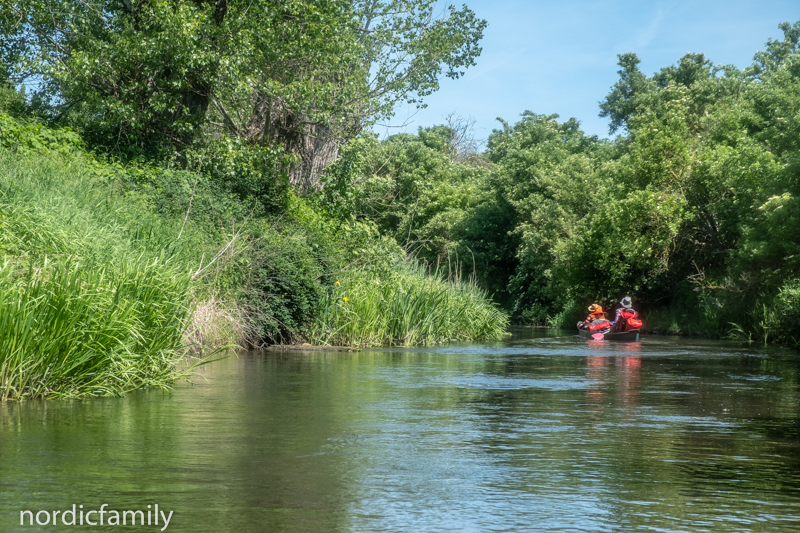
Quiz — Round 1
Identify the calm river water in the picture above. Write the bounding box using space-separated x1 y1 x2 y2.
1 329 799 532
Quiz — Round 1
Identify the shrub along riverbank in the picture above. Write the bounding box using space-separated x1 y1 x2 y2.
308 262 508 347
0 113 509 400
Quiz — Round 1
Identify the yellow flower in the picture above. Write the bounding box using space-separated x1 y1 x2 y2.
342 297 349 302
334 280 340 286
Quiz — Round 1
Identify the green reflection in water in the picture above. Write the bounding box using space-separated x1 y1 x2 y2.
1 329 799 532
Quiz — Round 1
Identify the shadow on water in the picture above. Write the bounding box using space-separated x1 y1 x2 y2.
1 329 799 532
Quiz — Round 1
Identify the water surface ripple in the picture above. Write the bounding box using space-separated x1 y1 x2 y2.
1 329 799 532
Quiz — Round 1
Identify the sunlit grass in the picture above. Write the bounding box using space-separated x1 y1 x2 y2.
0 259 194 400
0 150 198 399
308 262 509 347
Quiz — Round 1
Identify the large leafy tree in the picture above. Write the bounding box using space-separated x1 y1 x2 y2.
598 53 652 135
485 112 614 320
2 0 485 191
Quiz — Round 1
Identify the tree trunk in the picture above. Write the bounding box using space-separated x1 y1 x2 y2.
246 95 345 194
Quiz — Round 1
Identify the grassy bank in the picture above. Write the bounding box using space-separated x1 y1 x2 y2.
0 149 203 399
0 113 512 398
308 263 508 346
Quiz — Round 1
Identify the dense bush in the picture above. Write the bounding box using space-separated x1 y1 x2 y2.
186 136 293 216
239 202 413 345
336 21 800 345
0 112 85 156
768 280 800 347
0 82 27 118
308 261 509 347
242 223 333 345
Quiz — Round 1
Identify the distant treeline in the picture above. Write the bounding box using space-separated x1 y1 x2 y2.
2 3 799 351
328 22 800 344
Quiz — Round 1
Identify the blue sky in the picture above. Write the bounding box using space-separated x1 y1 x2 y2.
384 0 800 141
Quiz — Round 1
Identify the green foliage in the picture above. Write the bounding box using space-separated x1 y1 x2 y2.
312 134 382 221
307 261 509 347
0 111 251 298
5 0 485 181
330 126 493 270
748 21 800 78
486 112 613 321
240 196 410 345
451 199 519 304
0 82 26 118
0 112 84 156
0 1 508 378
764 279 800 347
736 193 800 290
598 53 654 134
9 4 800 356
121 165 246 223
0 149 197 399
477 20 800 336
186 136 293 216
242 223 333 344
643 288 726 338
343 19 800 343
560 189 688 299
0 258 193 400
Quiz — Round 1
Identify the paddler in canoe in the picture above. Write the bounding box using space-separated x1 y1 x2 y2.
578 296 643 340
577 303 611 330
609 296 641 333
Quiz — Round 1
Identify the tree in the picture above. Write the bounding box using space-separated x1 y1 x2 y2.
598 53 653 135
748 20 800 79
2 0 486 192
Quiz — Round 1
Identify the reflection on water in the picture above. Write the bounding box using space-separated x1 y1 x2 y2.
1 329 799 532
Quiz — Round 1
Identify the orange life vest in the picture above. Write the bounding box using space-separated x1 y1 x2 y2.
619 309 642 331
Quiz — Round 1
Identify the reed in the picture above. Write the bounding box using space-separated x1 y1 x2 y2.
307 262 509 347
0 151 198 399
0 258 194 400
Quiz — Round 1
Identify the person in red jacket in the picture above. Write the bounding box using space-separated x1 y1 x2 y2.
611 296 639 332
578 303 606 329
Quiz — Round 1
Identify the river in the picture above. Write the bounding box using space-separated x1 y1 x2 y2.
1 328 798 532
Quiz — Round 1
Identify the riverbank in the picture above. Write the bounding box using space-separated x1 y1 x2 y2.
264 343 357 352
0 147 199 400
0 114 510 400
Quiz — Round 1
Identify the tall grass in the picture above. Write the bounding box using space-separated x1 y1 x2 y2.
307 262 509 347
0 259 193 400
0 150 198 399
726 279 800 347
